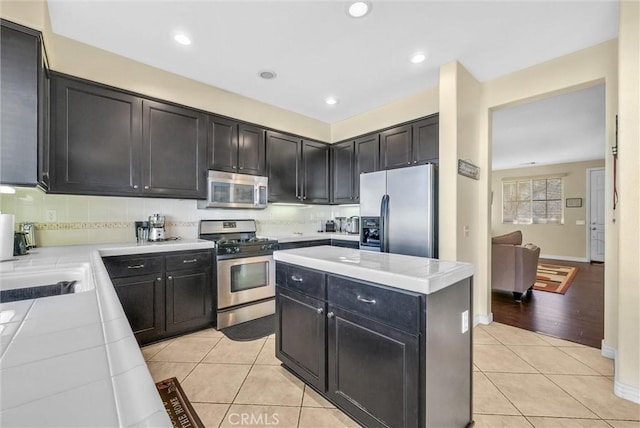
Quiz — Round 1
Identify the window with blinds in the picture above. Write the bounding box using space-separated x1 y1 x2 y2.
502 177 563 224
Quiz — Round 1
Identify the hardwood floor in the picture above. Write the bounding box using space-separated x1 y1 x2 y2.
491 258 604 348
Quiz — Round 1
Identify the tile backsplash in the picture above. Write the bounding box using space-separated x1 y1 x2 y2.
0 188 359 247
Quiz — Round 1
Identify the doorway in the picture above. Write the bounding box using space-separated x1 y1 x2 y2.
489 84 606 348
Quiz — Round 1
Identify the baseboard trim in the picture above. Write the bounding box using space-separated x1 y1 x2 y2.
615 380 640 404
474 313 493 326
539 254 589 263
601 340 616 360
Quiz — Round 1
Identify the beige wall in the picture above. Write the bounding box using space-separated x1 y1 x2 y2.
0 1 331 142
331 87 439 143
491 160 605 260
616 0 640 402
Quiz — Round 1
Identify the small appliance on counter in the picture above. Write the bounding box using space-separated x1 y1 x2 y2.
334 217 347 233
148 214 166 241
13 232 28 256
317 220 336 233
344 216 360 234
20 222 36 249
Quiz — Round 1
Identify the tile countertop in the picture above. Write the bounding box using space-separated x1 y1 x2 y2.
0 239 215 427
263 232 360 243
274 246 474 295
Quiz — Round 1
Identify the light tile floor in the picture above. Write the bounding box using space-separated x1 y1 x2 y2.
141 322 640 427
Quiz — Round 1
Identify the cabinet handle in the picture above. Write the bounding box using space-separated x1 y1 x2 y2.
127 264 145 269
407 161 411 165
239 166 244 170
316 308 324 315
290 275 303 283
157 277 162 281
414 160 417 164
183 258 198 264
303 196 307 200
133 185 139 189
232 165 237 169
144 185 150 190
356 295 377 304
327 312 335 319
167 275 173 280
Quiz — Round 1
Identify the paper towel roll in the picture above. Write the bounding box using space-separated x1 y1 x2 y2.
0 214 15 261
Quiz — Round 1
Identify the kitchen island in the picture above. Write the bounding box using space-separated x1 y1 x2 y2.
0 240 214 427
273 246 474 428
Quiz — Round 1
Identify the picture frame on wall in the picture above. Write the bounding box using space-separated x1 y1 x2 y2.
566 198 582 208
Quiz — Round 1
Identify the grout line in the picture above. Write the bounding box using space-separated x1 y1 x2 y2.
297 386 305 428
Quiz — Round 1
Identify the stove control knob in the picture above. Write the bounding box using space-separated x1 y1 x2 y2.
234 247 241 254
225 248 233 254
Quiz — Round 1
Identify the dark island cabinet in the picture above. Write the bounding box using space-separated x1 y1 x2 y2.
49 74 206 199
0 20 44 186
266 131 301 202
331 141 356 204
51 76 142 196
142 100 207 198
302 140 330 204
103 249 215 345
327 305 420 428
208 115 265 176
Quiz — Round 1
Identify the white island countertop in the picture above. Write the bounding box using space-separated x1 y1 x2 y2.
0 239 215 428
274 246 474 295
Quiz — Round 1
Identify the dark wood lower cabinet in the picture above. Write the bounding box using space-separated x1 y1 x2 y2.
275 287 326 391
327 305 419 428
112 274 165 344
104 250 215 345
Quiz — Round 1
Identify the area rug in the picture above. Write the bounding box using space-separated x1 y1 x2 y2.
156 377 204 428
535 263 578 294
220 314 275 341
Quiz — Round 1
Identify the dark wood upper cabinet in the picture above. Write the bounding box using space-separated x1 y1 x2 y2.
331 141 356 204
412 115 439 165
266 131 301 202
51 76 143 195
380 124 412 170
208 116 265 176
208 115 238 173
302 140 330 204
354 133 379 201
1 20 43 186
237 123 265 175
142 100 207 198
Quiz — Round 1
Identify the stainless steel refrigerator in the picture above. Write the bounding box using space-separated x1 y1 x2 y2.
359 164 437 258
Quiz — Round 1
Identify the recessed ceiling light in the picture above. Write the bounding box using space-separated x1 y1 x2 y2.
348 1 370 18
411 52 427 64
325 97 339 105
174 33 191 46
259 70 277 80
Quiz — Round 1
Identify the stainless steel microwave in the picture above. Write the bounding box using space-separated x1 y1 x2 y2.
198 170 268 209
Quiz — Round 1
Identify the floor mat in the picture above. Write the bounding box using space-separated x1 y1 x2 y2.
220 314 275 341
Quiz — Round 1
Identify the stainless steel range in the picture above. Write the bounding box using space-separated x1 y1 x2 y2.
199 219 278 329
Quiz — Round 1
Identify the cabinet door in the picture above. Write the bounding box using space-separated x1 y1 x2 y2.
412 115 439 165
266 131 300 202
166 268 213 335
113 274 165 345
380 125 412 170
276 287 326 391
51 76 142 195
302 140 330 204
327 306 419 428
331 141 355 204
0 22 41 186
238 123 265 176
355 133 379 201
142 100 207 198
208 115 238 173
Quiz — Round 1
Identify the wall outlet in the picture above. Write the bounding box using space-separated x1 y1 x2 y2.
461 310 469 334
463 225 470 237
45 210 57 222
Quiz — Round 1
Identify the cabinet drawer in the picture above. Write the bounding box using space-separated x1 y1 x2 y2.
327 275 421 334
103 255 164 278
276 262 326 300
165 251 212 271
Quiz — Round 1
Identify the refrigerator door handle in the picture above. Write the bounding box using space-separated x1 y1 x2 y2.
380 194 390 253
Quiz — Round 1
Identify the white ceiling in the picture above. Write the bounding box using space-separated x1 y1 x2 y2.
46 1 618 124
491 84 606 171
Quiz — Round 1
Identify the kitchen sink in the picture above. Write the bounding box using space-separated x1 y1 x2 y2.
0 265 93 303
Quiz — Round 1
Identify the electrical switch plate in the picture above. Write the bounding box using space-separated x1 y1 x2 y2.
463 225 470 237
45 210 57 222
461 310 469 334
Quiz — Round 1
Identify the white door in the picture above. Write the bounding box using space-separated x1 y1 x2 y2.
589 168 605 262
